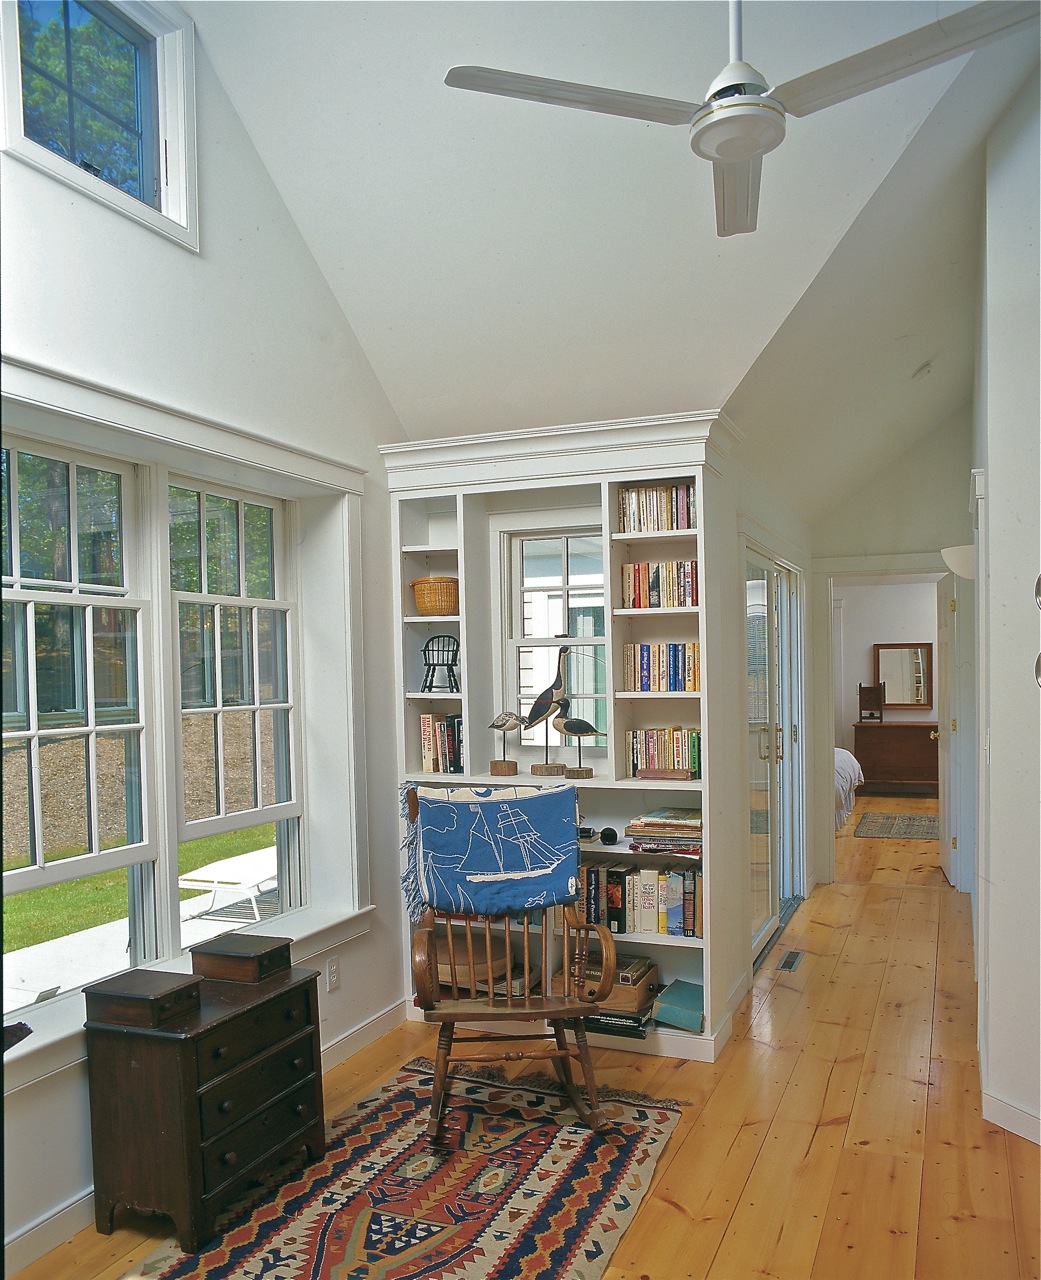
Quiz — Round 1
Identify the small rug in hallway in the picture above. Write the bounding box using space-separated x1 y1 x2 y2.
118 1058 681 1280
855 812 939 840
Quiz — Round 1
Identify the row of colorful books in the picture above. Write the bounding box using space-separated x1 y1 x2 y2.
577 858 703 938
619 559 698 609
621 642 701 693
624 727 701 777
419 713 464 773
617 483 697 534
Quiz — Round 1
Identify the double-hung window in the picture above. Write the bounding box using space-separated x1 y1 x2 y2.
2 446 153 984
1 0 199 248
169 483 302 910
509 532 607 747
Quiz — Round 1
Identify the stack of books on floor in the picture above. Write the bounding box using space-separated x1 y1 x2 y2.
553 953 659 1039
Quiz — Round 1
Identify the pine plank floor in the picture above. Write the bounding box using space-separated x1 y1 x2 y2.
13 795 1040 1280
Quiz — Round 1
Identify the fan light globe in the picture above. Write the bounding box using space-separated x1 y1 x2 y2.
689 95 786 163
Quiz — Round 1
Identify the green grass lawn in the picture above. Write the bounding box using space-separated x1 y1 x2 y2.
2 824 276 953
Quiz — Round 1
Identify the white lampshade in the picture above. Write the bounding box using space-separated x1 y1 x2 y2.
941 545 975 579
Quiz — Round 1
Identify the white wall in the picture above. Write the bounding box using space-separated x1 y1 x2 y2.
2 37 412 1270
831 579 939 751
974 72 1040 1143
813 407 975 558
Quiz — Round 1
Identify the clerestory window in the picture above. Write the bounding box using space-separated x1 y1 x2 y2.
17 0 159 206
1 0 199 248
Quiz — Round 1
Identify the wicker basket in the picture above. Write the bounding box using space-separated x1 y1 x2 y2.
410 576 459 616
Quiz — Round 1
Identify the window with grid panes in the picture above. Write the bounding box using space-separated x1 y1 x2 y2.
510 533 607 747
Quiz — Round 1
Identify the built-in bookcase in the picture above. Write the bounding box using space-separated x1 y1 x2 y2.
381 416 742 1062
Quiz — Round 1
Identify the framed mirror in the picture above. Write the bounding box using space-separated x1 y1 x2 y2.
873 643 933 709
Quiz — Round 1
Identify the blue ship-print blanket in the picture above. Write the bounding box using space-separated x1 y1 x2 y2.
412 786 579 917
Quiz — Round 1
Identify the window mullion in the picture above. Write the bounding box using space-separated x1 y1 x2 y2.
24 602 44 870
84 603 100 856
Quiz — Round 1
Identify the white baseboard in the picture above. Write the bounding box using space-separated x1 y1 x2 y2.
4 1191 95 1277
320 999 408 1073
983 1091 1041 1145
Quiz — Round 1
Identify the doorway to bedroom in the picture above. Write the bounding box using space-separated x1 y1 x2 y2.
830 568 973 894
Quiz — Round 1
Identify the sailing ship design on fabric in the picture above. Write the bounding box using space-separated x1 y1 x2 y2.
417 789 578 914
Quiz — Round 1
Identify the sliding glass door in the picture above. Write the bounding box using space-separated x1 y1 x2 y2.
746 552 802 961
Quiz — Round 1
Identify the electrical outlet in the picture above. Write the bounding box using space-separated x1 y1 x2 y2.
326 954 340 992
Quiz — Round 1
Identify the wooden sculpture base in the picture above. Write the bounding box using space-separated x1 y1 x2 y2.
565 766 594 779
531 763 566 776
489 759 518 776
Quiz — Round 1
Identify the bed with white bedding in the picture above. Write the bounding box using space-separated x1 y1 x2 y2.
835 748 864 830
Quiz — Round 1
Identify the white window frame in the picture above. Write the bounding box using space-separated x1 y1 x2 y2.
488 508 608 746
0 0 199 251
2 445 158 892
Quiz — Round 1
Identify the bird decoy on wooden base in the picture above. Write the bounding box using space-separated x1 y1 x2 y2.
553 698 605 779
488 710 526 775
528 645 570 776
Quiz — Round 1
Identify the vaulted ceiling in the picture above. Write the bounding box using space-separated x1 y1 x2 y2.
182 2 1039 522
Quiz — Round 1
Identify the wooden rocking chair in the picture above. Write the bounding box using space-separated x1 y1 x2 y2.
406 788 616 1142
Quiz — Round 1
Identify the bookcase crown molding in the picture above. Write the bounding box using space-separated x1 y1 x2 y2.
380 411 740 492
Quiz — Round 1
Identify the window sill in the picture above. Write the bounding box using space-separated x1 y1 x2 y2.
2 904 375 1095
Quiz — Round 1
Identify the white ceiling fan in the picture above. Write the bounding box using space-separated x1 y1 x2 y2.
446 1 1039 236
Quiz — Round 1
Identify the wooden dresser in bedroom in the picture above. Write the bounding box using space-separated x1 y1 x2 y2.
853 721 939 793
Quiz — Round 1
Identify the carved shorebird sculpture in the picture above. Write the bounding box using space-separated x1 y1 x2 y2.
526 645 570 730
552 697 605 771
489 710 527 761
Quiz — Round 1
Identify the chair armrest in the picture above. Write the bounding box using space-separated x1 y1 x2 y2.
562 904 617 1004
412 926 439 1009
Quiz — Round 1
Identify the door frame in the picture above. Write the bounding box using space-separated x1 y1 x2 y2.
811 552 955 890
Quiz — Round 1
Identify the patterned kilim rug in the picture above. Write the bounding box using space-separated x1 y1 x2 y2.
117 1057 682 1280
854 812 939 839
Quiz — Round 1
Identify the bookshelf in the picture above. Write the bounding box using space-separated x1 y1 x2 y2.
381 415 743 1062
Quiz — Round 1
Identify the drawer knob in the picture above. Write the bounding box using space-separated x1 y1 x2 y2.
293 1103 305 1116
219 1100 234 1115
284 1008 299 1022
221 1151 237 1167
213 1045 229 1060
291 1057 305 1071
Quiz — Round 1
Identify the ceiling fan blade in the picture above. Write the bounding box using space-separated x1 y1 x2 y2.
712 157 761 236
445 66 703 126
772 1 1039 117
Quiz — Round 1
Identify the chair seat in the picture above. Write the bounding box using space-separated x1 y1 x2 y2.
423 994 601 1022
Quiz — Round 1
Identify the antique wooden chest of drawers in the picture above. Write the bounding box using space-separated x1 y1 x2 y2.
853 720 939 793
84 962 325 1253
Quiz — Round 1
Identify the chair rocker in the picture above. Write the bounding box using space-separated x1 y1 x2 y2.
405 786 616 1142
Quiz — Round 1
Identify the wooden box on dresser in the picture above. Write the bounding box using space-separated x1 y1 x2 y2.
380 414 744 1065
83 941 325 1254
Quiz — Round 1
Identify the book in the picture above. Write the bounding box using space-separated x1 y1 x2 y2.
583 1004 656 1039
420 714 436 772
683 867 697 937
605 864 628 934
652 978 705 1034
665 867 685 936
638 868 660 934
